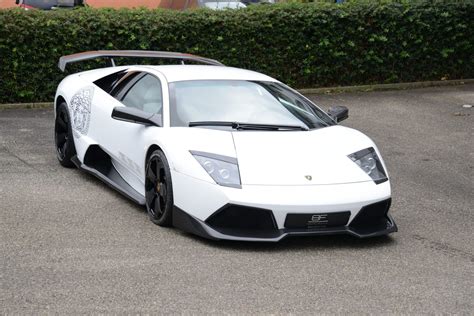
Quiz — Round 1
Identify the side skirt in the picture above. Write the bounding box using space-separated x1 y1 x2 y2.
71 145 145 206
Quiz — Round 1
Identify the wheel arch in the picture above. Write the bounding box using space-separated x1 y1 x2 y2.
145 144 163 168
55 95 67 114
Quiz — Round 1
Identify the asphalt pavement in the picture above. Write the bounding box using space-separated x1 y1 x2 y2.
1 85 473 314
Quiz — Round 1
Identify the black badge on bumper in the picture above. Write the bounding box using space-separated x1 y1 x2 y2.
284 211 351 229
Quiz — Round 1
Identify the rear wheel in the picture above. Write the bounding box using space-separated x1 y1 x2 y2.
145 149 173 226
54 102 76 168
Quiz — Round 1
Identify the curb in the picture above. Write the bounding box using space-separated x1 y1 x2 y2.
299 78 474 95
0 102 53 110
1 79 472 110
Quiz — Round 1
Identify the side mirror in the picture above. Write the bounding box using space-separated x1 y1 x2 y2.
111 107 161 127
328 106 349 123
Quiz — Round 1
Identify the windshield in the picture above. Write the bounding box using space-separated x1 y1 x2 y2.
169 80 335 130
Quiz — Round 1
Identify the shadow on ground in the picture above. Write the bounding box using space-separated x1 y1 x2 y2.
180 231 396 252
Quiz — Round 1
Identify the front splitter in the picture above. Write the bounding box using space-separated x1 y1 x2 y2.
172 206 397 242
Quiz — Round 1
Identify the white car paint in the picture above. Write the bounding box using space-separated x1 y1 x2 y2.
55 63 395 240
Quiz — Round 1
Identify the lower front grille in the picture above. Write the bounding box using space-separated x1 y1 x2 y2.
205 204 279 238
349 198 392 235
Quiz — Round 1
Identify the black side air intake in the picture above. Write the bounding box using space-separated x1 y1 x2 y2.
349 198 392 235
205 204 279 238
78 145 145 205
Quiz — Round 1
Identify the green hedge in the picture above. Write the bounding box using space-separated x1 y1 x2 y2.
0 1 473 103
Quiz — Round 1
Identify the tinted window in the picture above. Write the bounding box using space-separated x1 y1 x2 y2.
94 70 127 94
111 72 141 98
121 74 163 115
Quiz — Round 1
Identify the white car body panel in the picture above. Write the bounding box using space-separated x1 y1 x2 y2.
54 61 396 241
154 65 277 83
232 126 380 185
172 169 391 225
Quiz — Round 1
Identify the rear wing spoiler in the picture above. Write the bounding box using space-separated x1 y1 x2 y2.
58 50 224 72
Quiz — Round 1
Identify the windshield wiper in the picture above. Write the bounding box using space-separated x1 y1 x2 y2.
189 121 308 131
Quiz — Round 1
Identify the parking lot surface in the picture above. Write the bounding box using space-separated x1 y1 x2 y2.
1 85 473 313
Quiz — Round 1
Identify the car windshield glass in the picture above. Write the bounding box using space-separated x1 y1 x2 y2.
169 80 334 130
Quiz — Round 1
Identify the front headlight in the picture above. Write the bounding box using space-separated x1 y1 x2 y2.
191 151 241 188
348 147 388 184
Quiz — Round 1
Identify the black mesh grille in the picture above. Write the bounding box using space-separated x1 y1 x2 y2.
206 204 278 238
349 198 392 234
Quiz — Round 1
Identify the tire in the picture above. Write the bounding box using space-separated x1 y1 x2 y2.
54 102 76 168
145 149 174 227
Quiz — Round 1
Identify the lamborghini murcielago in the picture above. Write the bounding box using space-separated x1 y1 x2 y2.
54 50 397 241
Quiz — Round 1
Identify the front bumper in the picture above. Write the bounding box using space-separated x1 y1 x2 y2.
171 171 397 241
172 199 397 242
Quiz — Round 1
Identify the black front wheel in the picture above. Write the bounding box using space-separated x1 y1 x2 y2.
145 149 174 226
54 102 76 168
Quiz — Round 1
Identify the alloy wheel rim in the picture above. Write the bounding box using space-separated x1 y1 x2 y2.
145 156 167 219
55 109 69 159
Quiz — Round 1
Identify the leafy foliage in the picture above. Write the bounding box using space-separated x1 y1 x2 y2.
0 1 472 103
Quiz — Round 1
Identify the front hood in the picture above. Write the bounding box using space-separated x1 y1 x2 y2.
232 126 377 185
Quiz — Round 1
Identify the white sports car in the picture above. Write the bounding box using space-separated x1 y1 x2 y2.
54 50 397 241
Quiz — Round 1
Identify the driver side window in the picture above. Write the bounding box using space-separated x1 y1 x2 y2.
121 74 163 115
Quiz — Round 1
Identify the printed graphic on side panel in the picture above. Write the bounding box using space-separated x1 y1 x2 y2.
70 87 94 137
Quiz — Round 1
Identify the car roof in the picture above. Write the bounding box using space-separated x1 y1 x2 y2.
76 65 278 84
147 65 278 83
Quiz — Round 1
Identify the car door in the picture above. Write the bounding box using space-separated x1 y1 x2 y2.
105 71 166 194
